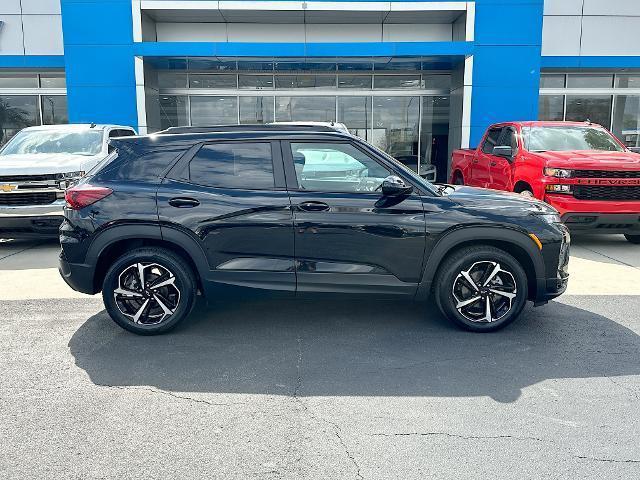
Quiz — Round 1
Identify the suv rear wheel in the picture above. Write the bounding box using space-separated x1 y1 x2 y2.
102 247 197 335
435 246 528 332
625 234 640 245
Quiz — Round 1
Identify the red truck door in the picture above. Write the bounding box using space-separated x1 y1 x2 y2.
471 127 502 188
489 126 518 191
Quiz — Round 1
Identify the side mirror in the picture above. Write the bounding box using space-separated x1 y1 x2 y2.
492 145 513 158
381 175 413 197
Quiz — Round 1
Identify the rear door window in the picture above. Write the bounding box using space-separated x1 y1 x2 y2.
189 142 275 190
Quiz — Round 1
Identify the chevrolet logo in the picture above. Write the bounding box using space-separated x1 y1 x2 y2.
0 184 17 192
575 178 640 186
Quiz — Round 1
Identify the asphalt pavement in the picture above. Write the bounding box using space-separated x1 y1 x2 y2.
0 235 639 479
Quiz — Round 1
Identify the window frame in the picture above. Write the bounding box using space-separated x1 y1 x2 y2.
281 139 398 195
170 139 286 191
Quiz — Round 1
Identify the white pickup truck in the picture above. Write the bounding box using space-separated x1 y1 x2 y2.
0 124 136 238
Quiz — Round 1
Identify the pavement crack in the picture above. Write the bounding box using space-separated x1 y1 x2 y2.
291 336 363 479
577 245 639 271
98 384 245 407
369 432 545 443
606 376 639 401
575 455 640 464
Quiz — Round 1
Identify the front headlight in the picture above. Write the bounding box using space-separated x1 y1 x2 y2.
533 212 562 224
544 167 573 178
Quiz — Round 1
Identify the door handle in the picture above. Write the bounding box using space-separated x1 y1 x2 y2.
168 197 200 208
297 201 330 212
472 159 479 164
490 161 497 166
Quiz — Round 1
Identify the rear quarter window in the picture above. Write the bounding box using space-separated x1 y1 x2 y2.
96 142 188 182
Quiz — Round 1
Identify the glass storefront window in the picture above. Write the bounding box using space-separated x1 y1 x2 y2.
420 96 450 181
613 95 640 147
189 74 237 89
539 95 564 121
190 96 238 125
372 96 420 172
374 75 423 89
275 96 336 122
40 75 66 89
0 95 41 146
337 96 371 141
540 74 565 89
338 75 372 89
422 75 451 91
566 74 613 88
158 73 188 89
41 96 68 125
0 74 39 89
565 95 612 128
239 96 274 124
238 75 274 90
275 75 336 89
615 75 640 89
159 95 189 129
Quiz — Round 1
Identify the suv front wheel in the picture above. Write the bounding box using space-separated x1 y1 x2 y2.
435 246 528 332
102 247 197 335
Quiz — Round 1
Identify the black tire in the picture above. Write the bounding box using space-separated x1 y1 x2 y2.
435 246 528 332
453 173 464 185
625 234 640 244
102 247 197 335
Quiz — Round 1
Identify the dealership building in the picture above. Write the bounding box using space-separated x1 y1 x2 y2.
1 0 639 180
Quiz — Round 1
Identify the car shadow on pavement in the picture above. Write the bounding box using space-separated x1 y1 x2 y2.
69 296 640 403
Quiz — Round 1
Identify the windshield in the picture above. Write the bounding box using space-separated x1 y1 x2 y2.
0 129 104 156
523 126 623 152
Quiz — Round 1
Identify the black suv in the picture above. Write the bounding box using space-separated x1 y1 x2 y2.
59 125 570 335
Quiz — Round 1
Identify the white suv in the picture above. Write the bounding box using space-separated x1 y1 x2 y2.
0 124 136 238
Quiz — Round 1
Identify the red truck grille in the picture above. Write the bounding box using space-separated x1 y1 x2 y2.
575 170 640 178
573 185 640 201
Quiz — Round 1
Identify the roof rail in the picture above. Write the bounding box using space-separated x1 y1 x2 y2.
156 124 343 135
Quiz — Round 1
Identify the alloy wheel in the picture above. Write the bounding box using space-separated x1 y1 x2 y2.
452 260 517 323
114 263 181 325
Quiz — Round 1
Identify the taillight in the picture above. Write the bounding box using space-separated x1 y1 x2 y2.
65 184 113 210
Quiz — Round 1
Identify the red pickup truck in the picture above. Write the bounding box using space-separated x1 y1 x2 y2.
450 121 640 243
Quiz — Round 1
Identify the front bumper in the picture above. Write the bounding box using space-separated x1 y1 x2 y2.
0 201 65 238
544 194 640 234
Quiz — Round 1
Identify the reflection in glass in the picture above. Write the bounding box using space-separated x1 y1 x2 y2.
0 75 38 89
190 96 238 125
374 75 423 89
40 75 66 89
158 73 188 89
275 97 336 122
565 95 612 128
338 96 371 141
240 96 274 124
239 75 274 90
420 96 450 181
275 75 336 89
159 95 188 129
539 95 564 121
615 75 640 89
0 95 40 146
189 74 237 89
41 96 69 125
613 95 640 147
372 96 420 172
540 74 565 89
566 74 613 89
338 75 372 89
422 75 451 90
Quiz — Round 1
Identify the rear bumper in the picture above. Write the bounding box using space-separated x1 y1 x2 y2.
58 251 97 295
0 202 65 238
544 194 640 233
